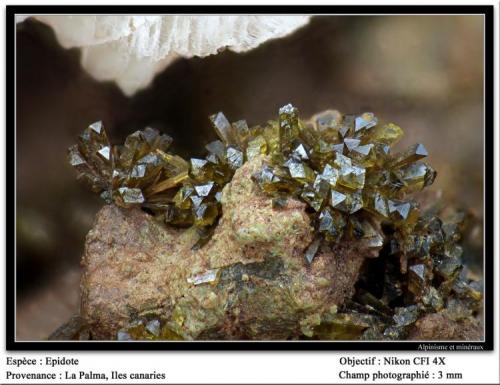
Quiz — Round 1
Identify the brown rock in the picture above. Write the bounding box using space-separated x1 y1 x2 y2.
81 156 376 340
408 312 483 341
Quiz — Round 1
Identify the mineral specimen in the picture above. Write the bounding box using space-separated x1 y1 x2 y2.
22 16 311 95
69 105 483 341
80 157 372 340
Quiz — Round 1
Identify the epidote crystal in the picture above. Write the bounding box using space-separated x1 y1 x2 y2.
68 106 437 254
70 105 482 342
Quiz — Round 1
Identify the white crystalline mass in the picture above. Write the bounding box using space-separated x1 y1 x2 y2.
19 15 310 95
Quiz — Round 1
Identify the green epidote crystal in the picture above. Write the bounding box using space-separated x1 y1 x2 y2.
408 263 427 297
210 111 233 145
390 143 428 169
246 135 268 160
339 114 355 138
355 205 482 340
173 185 194 209
194 203 219 227
364 122 403 145
68 106 439 254
304 236 322 264
315 313 374 340
330 190 346 209
318 208 346 242
118 318 184 341
69 122 232 238
70 105 482 341
278 103 300 152
226 147 244 170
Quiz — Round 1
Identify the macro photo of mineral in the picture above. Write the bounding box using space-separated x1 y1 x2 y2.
14 13 486 343
66 107 482 341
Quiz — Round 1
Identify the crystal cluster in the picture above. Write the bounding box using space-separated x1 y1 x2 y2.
68 122 184 206
344 209 483 340
68 119 245 246
250 106 436 263
117 318 183 341
69 105 482 340
66 106 454 260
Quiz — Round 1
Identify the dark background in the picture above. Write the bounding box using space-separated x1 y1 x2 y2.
16 15 484 340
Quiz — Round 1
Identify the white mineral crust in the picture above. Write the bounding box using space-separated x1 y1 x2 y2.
17 15 310 95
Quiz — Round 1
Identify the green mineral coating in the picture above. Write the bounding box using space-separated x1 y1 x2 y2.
246 135 267 160
70 105 483 341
